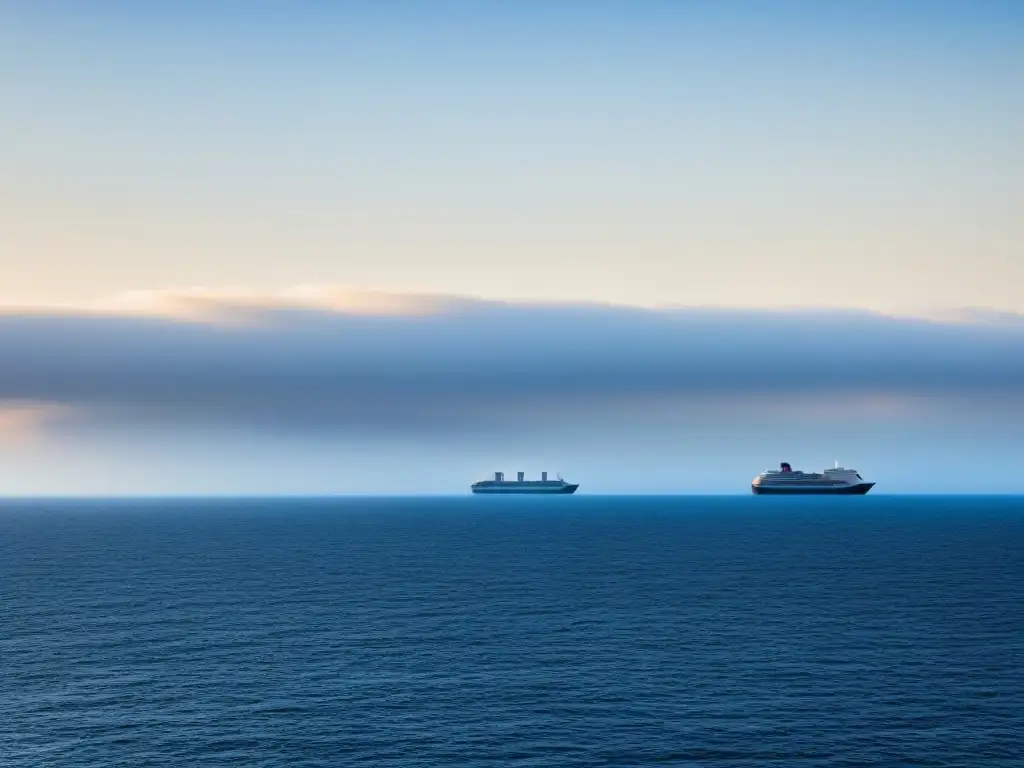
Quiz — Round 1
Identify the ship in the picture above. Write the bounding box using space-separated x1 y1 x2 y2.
471 471 579 495
751 462 875 495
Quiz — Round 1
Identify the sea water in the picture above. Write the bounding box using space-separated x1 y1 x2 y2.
2 495 1022 766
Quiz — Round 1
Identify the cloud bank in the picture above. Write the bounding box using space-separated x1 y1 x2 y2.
1 288 1022 438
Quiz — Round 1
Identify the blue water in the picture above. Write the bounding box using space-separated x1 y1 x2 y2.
2 496 1022 766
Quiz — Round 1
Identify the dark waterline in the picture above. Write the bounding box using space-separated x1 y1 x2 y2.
2 495 1022 766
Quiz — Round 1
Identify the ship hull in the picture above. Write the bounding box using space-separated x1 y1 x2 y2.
472 484 579 495
752 482 875 495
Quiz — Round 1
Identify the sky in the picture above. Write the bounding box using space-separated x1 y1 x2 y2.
1 1 1022 493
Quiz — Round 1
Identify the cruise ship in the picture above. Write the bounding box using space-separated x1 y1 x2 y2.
751 462 875 495
471 471 579 495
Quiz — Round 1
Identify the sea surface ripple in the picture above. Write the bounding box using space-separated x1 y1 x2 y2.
2 495 1022 766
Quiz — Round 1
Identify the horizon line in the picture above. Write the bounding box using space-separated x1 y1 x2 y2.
1 492 1021 501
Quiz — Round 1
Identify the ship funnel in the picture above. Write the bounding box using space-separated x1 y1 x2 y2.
494 471 503 482
541 471 548 481
517 471 525 482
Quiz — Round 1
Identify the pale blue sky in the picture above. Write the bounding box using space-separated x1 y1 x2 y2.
1 2 1022 493
2 1 1021 311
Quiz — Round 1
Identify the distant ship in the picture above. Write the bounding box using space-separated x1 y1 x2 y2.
752 462 875 495
471 471 579 495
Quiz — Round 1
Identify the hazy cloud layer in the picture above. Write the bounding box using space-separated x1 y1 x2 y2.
1 291 1023 436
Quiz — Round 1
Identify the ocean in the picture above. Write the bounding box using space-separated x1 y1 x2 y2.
2 495 1022 766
